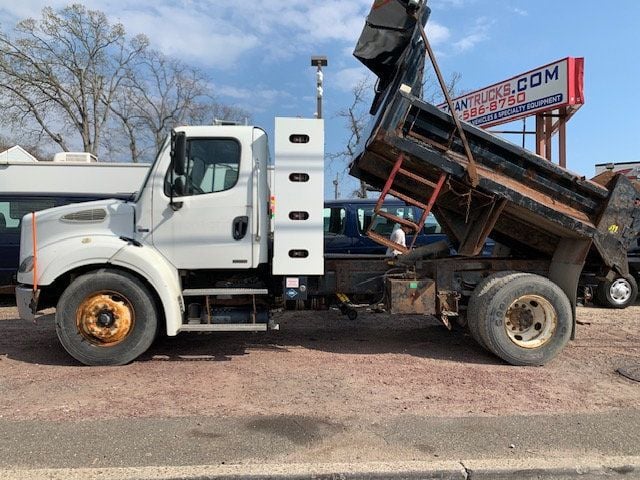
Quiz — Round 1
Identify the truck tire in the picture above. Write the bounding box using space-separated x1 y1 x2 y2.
467 272 527 350
595 275 638 309
55 269 158 366
475 273 572 366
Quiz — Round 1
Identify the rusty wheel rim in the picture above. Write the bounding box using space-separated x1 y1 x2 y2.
504 294 557 349
76 291 135 347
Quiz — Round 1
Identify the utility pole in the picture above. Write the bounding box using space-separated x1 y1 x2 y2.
333 173 339 200
311 56 328 119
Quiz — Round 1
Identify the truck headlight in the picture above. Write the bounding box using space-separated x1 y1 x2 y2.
18 256 34 273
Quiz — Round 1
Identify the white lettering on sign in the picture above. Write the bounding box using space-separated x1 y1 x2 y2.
440 58 584 128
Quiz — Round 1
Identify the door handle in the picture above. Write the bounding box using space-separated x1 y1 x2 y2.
232 216 249 241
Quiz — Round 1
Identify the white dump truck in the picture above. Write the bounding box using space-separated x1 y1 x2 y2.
14 1 639 367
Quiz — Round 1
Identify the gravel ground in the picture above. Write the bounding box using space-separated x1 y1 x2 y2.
0 301 638 423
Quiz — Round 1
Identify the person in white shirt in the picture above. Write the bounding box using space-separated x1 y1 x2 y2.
386 224 412 257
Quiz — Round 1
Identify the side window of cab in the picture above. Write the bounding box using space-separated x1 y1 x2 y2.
165 138 241 197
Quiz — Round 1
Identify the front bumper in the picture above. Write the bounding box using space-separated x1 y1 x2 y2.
16 286 40 323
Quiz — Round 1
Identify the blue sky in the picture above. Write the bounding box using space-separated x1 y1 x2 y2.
1 0 639 199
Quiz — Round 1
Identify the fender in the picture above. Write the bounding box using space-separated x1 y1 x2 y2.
109 244 184 336
24 235 130 286
28 235 184 337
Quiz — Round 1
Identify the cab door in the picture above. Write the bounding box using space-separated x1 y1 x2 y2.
151 132 254 270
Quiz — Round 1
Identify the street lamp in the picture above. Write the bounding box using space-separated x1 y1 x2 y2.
311 56 328 119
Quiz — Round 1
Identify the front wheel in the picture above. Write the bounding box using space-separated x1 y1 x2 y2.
56 269 158 366
472 273 572 366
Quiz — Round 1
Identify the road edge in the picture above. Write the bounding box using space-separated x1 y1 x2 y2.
1 456 639 480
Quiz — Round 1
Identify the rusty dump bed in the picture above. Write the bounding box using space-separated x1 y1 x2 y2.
350 2 640 275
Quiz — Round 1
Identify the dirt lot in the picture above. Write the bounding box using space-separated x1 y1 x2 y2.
0 302 638 423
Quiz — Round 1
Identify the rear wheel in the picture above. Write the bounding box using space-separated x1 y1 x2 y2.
467 272 527 350
474 273 572 366
595 275 637 309
56 269 158 366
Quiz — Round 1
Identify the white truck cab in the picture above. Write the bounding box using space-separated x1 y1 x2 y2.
16 119 324 365
137 125 271 270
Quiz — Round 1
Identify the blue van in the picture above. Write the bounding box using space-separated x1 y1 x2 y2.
323 199 451 255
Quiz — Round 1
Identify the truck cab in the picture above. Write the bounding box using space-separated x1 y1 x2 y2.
135 126 271 270
16 120 324 366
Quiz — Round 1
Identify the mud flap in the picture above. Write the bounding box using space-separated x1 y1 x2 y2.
549 239 591 340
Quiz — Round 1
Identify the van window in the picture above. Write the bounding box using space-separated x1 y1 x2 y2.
423 214 442 234
323 207 346 234
357 206 442 235
357 206 416 235
0 199 56 233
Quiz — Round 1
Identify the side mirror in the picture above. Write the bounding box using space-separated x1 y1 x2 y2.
172 177 185 197
171 131 187 176
169 177 185 211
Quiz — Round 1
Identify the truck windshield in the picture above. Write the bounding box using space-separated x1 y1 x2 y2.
134 139 168 203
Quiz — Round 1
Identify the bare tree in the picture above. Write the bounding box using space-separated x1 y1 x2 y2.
0 4 148 155
422 70 462 104
331 78 373 199
107 82 146 162
110 49 252 163
0 4 253 163
334 71 462 198
118 50 207 160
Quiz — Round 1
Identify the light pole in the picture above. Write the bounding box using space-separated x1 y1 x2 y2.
311 56 328 119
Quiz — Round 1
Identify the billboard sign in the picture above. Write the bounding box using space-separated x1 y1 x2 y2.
440 58 584 128
595 162 640 180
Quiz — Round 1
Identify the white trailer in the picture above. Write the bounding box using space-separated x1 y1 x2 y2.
0 159 149 196
0 160 150 288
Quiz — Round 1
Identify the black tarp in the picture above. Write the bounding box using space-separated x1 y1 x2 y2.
353 0 428 89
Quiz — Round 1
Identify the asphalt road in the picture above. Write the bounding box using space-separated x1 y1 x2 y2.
0 411 639 470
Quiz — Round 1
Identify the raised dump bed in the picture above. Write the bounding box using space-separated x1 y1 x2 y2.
338 0 640 365
350 1 640 278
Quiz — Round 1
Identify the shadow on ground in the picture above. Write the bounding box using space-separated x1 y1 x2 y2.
0 310 501 367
